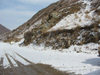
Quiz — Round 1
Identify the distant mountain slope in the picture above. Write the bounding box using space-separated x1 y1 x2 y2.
0 24 11 40
0 24 10 35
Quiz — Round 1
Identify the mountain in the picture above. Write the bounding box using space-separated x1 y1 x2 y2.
0 24 10 35
5 0 100 49
0 24 11 40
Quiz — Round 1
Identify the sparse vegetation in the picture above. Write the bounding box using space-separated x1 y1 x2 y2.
33 22 100 49
27 23 30 26
4 37 21 43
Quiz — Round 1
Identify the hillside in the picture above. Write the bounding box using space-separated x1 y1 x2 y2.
5 0 100 49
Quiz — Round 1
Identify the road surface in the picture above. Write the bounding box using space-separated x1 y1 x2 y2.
0 52 75 75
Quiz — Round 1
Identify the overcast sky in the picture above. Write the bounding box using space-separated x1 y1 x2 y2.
0 0 59 30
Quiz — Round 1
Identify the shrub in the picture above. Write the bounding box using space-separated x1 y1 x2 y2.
24 31 33 45
27 23 30 26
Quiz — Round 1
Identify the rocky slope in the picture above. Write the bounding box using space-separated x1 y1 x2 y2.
5 0 100 49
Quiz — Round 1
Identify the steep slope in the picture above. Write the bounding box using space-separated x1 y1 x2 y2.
5 0 100 49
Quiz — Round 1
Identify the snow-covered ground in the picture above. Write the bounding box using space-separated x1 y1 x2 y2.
0 42 100 75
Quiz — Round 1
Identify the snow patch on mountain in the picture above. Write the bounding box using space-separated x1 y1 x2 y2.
28 19 42 31
48 0 100 31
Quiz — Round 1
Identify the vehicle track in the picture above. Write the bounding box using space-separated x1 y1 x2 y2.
0 51 75 75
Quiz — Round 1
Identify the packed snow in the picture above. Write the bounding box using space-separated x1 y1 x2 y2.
0 42 100 75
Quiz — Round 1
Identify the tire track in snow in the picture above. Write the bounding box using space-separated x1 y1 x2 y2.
0 51 73 75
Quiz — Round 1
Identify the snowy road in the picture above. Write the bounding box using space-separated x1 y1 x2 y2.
0 52 71 75
0 42 100 75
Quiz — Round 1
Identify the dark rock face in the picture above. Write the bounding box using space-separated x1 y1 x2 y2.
91 0 100 7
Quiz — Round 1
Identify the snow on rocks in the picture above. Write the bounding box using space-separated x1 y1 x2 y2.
48 0 100 32
62 43 99 54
